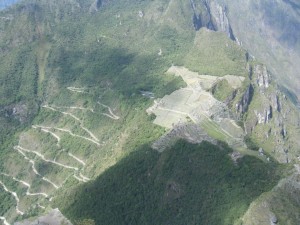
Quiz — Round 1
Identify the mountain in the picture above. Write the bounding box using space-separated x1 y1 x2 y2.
217 0 300 104
0 0 299 224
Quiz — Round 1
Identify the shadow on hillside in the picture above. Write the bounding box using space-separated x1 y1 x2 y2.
48 42 181 100
54 140 281 225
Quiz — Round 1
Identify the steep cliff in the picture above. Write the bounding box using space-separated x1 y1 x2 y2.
231 62 300 163
218 0 300 101
206 0 235 40
189 0 235 40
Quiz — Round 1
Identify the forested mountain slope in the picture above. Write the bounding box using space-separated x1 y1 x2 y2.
0 0 299 225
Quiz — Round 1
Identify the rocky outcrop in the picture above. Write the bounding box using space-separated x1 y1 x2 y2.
189 0 235 40
1 101 37 123
280 126 287 138
270 213 278 225
254 64 271 90
89 0 109 12
190 0 212 30
207 0 235 40
270 93 281 112
236 85 253 114
234 60 300 162
254 105 272 124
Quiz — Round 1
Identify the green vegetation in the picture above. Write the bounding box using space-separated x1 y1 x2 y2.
75 219 95 225
184 29 248 76
0 0 298 224
0 187 14 216
54 141 281 225
244 135 259 151
201 119 230 142
211 79 235 102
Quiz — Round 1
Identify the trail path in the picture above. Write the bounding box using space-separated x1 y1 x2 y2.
68 153 85 166
42 105 100 144
42 105 81 122
0 180 24 215
37 204 46 210
0 88 100 219
41 178 59 189
32 125 61 146
15 147 59 189
67 87 87 93
33 125 101 146
49 105 94 113
53 149 65 162
80 126 99 142
15 146 79 171
0 217 10 225
97 102 120 120
15 145 90 188
73 175 87 182
1 173 48 198
79 173 90 182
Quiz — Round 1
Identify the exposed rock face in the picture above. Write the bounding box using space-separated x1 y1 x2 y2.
89 0 108 12
255 64 270 90
1 102 37 123
189 0 235 40
270 93 281 112
190 0 212 30
254 105 272 124
208 1 235 40
232 60 300 163
280 126 287 138
236 85 253 114
217 0 300 101
230 151 243 164
138 10 144 18
270 213 278 225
